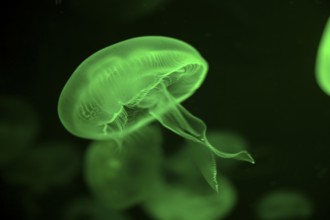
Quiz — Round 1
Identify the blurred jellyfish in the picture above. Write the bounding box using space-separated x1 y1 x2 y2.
316 17 330 96
84 125 163 210
0 95 39 168
255 189 313 220
63 196 130 220
143 173 237 220
2 141 80 194
143 143 237 220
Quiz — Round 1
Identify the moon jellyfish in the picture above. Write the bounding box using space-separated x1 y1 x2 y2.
255 189 313 220
63 196 130 220
84 125 163 210
144 177 236 220
2 141 80 194
58 36 254 171
0 95 39 168
316 17 330 95
144 154 237 220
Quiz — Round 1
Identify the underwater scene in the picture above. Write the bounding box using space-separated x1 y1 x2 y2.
1 0 330 219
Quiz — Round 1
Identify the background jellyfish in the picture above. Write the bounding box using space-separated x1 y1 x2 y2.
2 141 80 195
58 36 254 177
84 124 163 210
316 17 330 96
143 143 237 220
255 189 313 220
143 176 237 220
0 95 40 168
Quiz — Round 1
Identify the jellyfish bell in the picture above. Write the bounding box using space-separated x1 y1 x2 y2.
58 36 207 140
316 17 330 96
142 173 237 220
255 189 313 220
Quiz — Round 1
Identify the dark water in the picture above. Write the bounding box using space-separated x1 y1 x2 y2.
1 0 330 219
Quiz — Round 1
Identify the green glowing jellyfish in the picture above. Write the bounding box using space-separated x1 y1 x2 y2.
2 141 80 194
58 36 254 168
63 196 130 220
0 95 39 168
316 17 330 95
255 189 313 220
84 125 163 210
143 174 237 220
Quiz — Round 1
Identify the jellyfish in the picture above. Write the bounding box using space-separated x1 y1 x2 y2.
58 36 254 167
316 17 330 96
2 141 80 194
58 35 255 192
84 124 163 210
255 189 313 220
143 177 237 220
0 95 39 168
144 150 237 220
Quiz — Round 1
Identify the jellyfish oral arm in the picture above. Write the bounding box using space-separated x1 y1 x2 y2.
148 85 255 164
190 144 219 192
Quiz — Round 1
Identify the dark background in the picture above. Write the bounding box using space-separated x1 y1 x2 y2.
1 0 330 219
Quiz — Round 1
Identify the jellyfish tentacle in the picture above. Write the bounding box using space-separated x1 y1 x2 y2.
189 142 219 192
149 82 255 164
